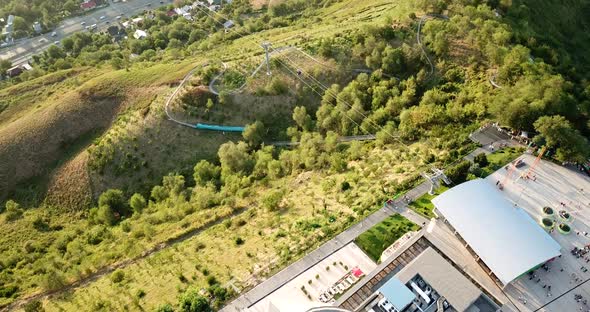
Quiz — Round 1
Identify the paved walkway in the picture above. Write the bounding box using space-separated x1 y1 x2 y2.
222 139 520 311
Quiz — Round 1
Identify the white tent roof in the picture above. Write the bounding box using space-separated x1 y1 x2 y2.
432 179 561 285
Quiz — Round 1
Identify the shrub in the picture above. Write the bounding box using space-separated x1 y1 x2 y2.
4 200 23 222
129 193 147 214
178 288 212 312
155 304 175 312
110 269 125 283
473 153 489 167
262 190 285 212
0 285 18 298
206 275 218 286
235 237 245 246
136 289 146 299
340 181 351 191
23 300 43 312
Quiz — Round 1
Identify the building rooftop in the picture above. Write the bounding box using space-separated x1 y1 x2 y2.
378 277 415 311
395 247 482 312
432 179 561 285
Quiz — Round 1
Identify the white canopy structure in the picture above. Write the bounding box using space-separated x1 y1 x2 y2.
432 179 561 285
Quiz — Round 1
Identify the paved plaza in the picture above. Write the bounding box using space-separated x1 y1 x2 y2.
488 153 590 311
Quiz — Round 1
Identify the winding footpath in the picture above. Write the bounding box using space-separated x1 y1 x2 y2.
416 14 449 79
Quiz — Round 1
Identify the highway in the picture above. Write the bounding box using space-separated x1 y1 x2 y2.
0 0 173 66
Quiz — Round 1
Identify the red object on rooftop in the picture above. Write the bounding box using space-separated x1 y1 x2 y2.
166 10 177 16
80 0 97 10
352 267 363 277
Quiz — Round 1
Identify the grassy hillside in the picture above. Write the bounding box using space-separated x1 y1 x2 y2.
1 0 589 310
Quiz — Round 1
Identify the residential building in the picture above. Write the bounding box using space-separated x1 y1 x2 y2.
80 0 97 11
133 29 147 39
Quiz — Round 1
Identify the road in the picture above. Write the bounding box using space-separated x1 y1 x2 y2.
0 0 173 66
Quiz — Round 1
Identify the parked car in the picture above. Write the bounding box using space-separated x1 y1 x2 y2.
81 21 86 25
99 16 106 20
51 32 57 37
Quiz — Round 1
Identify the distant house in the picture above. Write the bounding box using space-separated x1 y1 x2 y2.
2 15 15 39
174 5 193 20
33 22 42 33
80 0 97 11
132 17 144 24
133 29 147 39
207 0 232 4
6 65 23 78
223 20 234 30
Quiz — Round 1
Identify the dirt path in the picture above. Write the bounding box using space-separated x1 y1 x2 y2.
1 207 247 311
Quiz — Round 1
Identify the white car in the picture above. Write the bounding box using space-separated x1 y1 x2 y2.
81 21 86 25
51 32 57 37
54 41 60 45
100 16 106 20
116 16 122 20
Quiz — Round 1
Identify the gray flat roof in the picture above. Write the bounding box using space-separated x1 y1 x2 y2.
432 179 561 285
395 247 482 311
378 277 415 311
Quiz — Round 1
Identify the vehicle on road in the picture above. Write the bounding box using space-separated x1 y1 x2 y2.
116 16 122 20
39 38 48 43
91 24 97 30
51 32 57 37
100 16 106 20
85 26 90 30
54 41 60 45
81 21 86 25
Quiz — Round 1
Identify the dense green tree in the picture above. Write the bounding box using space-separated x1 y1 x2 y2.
243 121 265 148
179 289 212 312
193 160 221 187
534 115 590 162
98 189 129 216
218 141 253 177
0 60 12 76
151 185 169 202
445 160 471 185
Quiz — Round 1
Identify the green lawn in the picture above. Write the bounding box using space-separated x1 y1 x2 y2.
408 186 449 219
479 147 525 177
355 214 419 262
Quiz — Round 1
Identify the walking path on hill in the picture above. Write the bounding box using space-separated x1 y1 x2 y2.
221 141 514 311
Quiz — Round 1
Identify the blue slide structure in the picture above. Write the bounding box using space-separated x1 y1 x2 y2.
193 123 245 132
